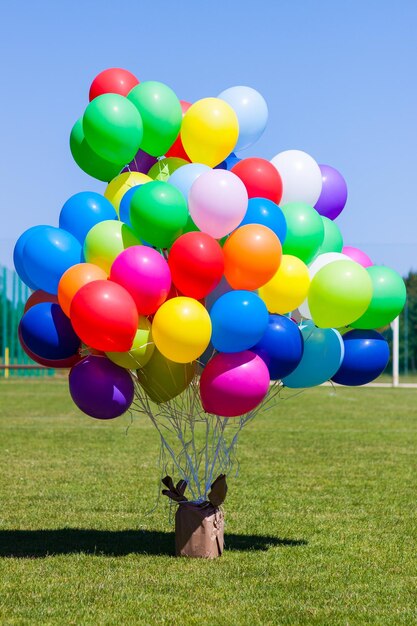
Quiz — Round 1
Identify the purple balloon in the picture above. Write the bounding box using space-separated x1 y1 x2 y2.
122 149 158 174
314 164 348 220
69 355 134 419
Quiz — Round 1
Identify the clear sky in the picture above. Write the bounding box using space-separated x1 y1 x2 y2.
1 0 416 276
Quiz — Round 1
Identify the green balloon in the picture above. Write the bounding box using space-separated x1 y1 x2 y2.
83 94 143 165
315 216 343 256
351 266 406 329
137 348 195 403
130 181 188 248
70 118 122 182
83 220 141 274
128 81 182 157
147 157 189 181
308 260 373 328
281 203 324 264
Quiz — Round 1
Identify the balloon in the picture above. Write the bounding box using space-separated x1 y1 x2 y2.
70 118 122 182
14 225 48 289
281 203 324 263
129 181 188 248
210 290 268 353
21 226 83 294
297 252 350 319
308 260 373 328
332 330 389 386
152 297 212 363
342 246 372 268
218 86 268 151
188 170 248 238
259 255 310 314
223 224 282 290
314 216 343 256
271 150 322 206
19 302 81 361
70 280 138 352
231 158 283 204
89 68 139 101
136 348 195 403
58 263 108 317
128 81 182 156
283 323 344 388
314 164 348 220
122 148 158 174
24 290 58 313
59 192 117 244
105 171 152 213
238 197 287 243
168 232 224 299
147 157 189 181
83 94 143 164
168 162 211 201
166 100 192 160
215 152 241 170
110 246 171 315
251 314 303 380
106 316 154 369
119 186 141 226
200 351 270 417
181 98 239 167
205 276 233 312
69 356 134 419
18 325 82 369
83 220 141 274
350 266 406 329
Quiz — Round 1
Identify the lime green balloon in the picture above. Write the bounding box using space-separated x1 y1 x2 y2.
83 220 141 274
315 216 343 256
83 94 143 164
106 317 154 369
308 260 373 328
351 266 406 329
136 348 195 403
127 81 182 157
70 118 122 182
281 203 324 264
130 181 188 248
148 157 189 181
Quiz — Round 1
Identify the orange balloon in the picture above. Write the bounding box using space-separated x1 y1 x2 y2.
58 263 108 317
223 224 282 290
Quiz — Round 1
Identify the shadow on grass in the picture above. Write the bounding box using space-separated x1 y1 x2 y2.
0 529 307 558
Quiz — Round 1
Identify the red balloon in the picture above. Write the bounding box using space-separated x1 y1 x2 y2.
168 232 224 300
18 326 82 369
165 100 192 160
231 157 283 204
24 290 58 313
70 280 138 352
89 68 139 101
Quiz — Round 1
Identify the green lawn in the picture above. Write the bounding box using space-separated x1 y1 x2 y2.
0 380 416 625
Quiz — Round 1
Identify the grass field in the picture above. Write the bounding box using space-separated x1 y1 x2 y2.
0 379 416 625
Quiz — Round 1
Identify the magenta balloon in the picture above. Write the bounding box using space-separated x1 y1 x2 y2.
200 350 270 417
110 246 171 315
314 164 348 220
342 246 373 268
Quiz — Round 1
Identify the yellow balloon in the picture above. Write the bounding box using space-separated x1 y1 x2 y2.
181 98 239 167
104 171 152 214
152 297 212 363
259 255 310 314
106 317 154 369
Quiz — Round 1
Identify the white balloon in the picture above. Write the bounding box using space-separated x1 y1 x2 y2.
297 252 350 319
271 149 322 206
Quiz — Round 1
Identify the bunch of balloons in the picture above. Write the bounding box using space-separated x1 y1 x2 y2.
14 67 406 422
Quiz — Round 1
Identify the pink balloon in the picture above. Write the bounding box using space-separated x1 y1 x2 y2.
342 246 372 268
200 351 270 417
110 246 171 315
188 169 248 238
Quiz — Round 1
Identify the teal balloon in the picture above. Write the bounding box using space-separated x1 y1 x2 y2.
70 118 122 182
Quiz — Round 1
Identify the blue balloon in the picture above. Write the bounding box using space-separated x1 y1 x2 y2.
332 330 390 386
19 302 80 360
215 152 241 170
59 192 117 244
205 276 233 312
119 186 141 226
168 163 210 201
22 226 83 294
239 197 287 243
210 290 268 353
13 225 48 289
252 314 303 380
283 322 344 388
218 86 268 151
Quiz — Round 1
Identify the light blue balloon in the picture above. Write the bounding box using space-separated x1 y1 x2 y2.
168 163 210 202
282 322 344 388
218 86 268 151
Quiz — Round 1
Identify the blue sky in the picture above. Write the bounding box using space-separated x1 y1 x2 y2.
1 0 416 276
